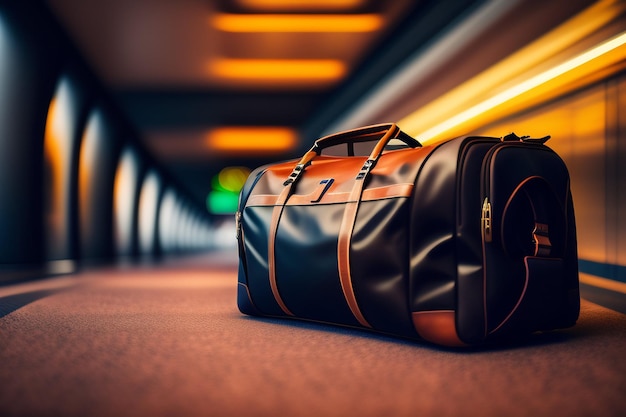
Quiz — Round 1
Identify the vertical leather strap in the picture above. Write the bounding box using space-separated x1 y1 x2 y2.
336 124 400 328
268 184 295 316
337 180 372 328
268 153 317 316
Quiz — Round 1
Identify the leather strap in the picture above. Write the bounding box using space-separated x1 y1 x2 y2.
337 180 371 327
336 124 401 328
268 147 320 315
268 184 295 316
527 190 552 257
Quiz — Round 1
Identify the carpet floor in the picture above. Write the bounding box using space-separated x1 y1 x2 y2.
1 252 625 417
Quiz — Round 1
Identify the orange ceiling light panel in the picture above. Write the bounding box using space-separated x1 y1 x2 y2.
211 13 383 33
235 0 366 12
206 127 297 153
208 59 346 82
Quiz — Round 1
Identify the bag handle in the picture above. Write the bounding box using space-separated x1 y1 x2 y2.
502 132 551 144
314 123 421 153
284 123 419 185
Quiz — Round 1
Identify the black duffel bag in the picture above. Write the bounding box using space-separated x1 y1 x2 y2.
236 123 579 346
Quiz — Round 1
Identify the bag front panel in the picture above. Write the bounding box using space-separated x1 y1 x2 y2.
274 204 361 326
241 205 286 316
349 197 416 337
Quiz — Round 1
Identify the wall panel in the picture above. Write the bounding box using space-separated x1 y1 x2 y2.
113 146 141 259
43 74 87 271
0 3 65 271
616 76 626 268
78 107 120 262
138 170 162 257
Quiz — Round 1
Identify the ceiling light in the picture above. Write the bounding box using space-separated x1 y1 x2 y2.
211 13 383 32
206 126 297 153
207 59 346 82
235 0 366 12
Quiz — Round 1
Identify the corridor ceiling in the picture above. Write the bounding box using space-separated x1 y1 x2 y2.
42 0 466 210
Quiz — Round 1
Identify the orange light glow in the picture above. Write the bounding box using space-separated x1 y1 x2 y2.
206 127 297 153
138 170 160 255
44 79 76 260
397 0 626 144
207 59 346 82
44 97 63 232
235 0 366 12
580 273 626 295
211 13 383 33
78 115 97 238
113 148 139 256
401 31 626 144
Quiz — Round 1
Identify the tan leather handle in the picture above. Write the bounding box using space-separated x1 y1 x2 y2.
364 124 402 160
313 123 420 154
284 124 418 185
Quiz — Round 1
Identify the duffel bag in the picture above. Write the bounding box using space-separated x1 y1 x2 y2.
236 123 579 347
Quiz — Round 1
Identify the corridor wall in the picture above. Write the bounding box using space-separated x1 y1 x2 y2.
0 3 65 274
0 2 215 282
78 107 121 263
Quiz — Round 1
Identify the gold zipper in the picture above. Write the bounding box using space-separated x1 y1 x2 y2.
481 198 492 243
235 211 242 240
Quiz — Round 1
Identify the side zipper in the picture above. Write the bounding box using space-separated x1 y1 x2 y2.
235 211 242 240
481 198 492 243
480 143 502 243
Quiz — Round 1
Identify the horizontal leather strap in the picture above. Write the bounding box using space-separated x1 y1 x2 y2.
246 183 414 207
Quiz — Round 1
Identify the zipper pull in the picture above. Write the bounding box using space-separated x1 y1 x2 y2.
481 198 492 243
501 132 521 142
501 132 550 144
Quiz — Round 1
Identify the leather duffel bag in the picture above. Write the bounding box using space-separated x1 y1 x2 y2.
235 123 579 346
